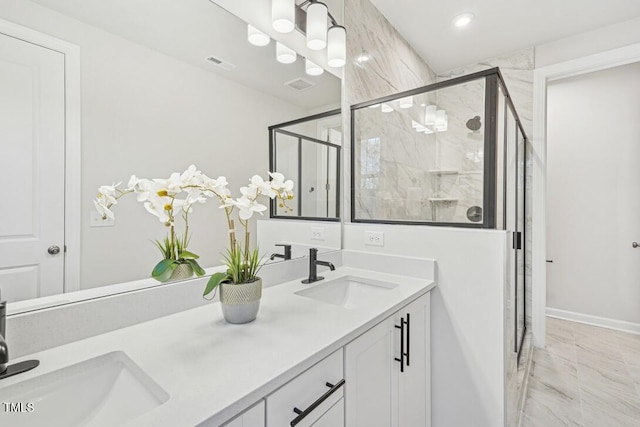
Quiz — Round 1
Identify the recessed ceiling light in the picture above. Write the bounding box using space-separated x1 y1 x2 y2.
452 12 474 28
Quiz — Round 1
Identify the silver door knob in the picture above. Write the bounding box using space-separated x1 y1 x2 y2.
633 242 639 248
48 245 61 255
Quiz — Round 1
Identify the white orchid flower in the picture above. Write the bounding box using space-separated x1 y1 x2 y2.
250 175 276 198
97 182 121 205
143 198 171 224
134 178 154 202
166 173 183 195
93 199 114 220
232 196 267 220
270 172 288 191
180 164 201 186
239 185 259 200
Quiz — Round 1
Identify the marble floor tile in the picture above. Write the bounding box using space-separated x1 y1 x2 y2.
523 375 582 427
576 347 630 377
580 385 640 427
547 317 576 342
574 334 624 363
546 334 578 363
521 319 640 427
577 361 637 399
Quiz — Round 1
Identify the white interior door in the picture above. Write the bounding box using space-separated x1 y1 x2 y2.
0 32 66 302
547 61 640 326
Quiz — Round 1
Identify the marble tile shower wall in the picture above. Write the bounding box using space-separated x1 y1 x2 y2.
430 79 486 223
343 0 437 220
354 109 438 221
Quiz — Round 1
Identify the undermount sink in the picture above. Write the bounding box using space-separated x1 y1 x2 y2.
295 275 398 309
0 351 169 427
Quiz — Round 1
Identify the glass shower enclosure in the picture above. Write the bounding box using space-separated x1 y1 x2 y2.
351 68 528 358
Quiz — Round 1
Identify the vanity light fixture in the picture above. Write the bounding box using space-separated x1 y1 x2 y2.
276 42 297 64
398 96 413 109
381 103 394 113
247 25 270 46
306 1 328 50
305 58 324 76
268 0 346 68
272 0 296 33
327 25 346 67
452 12 474 28
368 103 381 109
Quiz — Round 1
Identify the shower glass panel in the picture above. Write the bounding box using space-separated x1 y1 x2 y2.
273 132 300 216
516 126 526 356
351 78 486 226
496 86 506 229
270 109 341 220
352 68 529 360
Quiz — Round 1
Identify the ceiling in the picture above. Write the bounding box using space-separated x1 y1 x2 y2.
28 0 341 110
370 0 640 73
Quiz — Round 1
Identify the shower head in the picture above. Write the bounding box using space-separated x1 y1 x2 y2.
466 116 482 131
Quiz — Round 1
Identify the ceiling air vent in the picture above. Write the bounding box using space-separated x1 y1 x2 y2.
285 77 316 91
205 56 236 71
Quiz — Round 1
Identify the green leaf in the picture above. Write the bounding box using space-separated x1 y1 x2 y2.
152 259 178 282
203 272 230 296
185 259 206 276
178 250 199 260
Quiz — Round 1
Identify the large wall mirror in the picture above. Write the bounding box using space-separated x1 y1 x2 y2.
0 0 342 311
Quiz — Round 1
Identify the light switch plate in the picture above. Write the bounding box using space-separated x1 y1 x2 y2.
310 227 325 241
364 231 384 246
90 211 115 227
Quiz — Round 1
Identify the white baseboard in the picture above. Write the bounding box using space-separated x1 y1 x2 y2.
546 307 640 335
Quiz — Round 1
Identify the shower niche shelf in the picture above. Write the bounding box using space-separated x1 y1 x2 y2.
428 197 458 202
428 169 459 175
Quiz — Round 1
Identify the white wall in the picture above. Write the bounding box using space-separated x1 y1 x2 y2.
546 62 640 326
535 17 640 68
343 223 509 427
256 219 341 260
0 0 308 289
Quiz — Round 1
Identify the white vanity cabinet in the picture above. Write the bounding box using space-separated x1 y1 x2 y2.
218 291 431 427
220 400 265 427
345 293 431 427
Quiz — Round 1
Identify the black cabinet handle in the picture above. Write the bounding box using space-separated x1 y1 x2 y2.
290 379 345 426
395 318 405 372
405 313 411 367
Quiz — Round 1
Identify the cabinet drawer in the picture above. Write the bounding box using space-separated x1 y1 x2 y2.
267 349 344 427
219 400 265 427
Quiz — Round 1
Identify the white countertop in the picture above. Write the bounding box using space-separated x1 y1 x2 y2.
2 266 435 426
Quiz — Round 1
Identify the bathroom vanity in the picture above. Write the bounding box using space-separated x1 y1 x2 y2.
0 252 435 427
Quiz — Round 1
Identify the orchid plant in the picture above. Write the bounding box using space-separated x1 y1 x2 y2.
94 165 294 287
94 166 220 281
202 171 294 297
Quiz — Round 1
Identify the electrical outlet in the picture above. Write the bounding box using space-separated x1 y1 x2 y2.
364 231 384 246
90 211 115 227
310 227 325 241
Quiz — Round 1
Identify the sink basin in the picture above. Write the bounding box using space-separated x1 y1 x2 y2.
295 275 398 309
0 351 169 427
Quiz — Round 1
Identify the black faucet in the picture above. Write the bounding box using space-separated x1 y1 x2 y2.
0 292 39 380
302 248 335 284
270 244 292 261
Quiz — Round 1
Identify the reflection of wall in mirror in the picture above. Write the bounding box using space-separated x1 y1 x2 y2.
0 0 312 293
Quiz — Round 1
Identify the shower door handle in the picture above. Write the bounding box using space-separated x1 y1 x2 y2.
512 232 522 250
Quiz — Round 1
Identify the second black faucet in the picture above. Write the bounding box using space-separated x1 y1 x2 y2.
302 248 335 284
